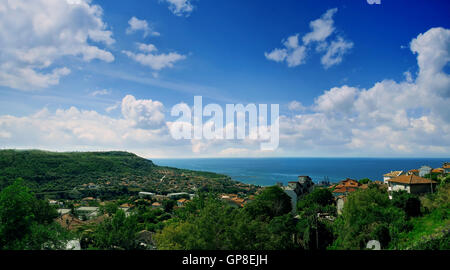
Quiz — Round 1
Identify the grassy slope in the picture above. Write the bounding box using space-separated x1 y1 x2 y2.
393 183 450 250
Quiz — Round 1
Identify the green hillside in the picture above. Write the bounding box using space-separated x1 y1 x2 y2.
0 150 257 196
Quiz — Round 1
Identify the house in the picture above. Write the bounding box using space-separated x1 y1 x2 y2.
120 203 133 208
331 179 361 197
139 192 155 198
418 165 432 177
177 198 189 207
281 176 315 214
76 207 99 220
386 174 437 200
221 194 245 208
432 168 444 175
152 202 162 209
57 209 71 216
48 200 62 206
56 214 84 230
443 162 450 174
167 192 189 199
383 171 403 184
407 169 419 176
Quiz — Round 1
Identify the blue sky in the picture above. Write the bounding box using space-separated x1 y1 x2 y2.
0 0 449 158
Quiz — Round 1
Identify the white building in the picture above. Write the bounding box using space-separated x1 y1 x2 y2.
387 174 437 200
383 171 403 184
139 192 155 198
419 166 432 177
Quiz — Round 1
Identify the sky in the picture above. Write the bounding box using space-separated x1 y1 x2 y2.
0 0 449 158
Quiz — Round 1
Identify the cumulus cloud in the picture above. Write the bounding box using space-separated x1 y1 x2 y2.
265 34 307 67
163 0 194 17
288 101 306 112
320 37 354 69
121 95 165 129
126 17 160 37
314 86 358 114
0 95 176 157
0 0 115 90
279 27 450 156
302 8 337 45
122 44 186 71
0 29 448 158
137 43 158 53
265 8 353 69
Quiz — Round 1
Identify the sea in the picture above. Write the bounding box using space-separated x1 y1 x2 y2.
152 158 448 187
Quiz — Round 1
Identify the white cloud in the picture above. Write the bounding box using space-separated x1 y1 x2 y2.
126 17 160 37
302 8 337 45
320 37 354 69
0 95 176 158
137 43 158 53
0 29 448 158
288 101 306 111
121 95 165 129
0 0 115 90
265 34 307 67
122 47 186 71
264 48 288 63
164 0 194 17
279 27 450 156
90 89 111 97
265 8 352 69
314 85 358 114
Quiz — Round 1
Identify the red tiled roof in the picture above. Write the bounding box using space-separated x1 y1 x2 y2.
333 187 358 194
387 174 437 185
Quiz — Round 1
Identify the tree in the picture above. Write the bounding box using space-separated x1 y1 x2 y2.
297 188 334 211
0 179 70 250
163 199 176 213
154 193 298 250
244 185 292 220
392 191 421 218
331 186 409 250
100 202 119 216
91 209 139 250
358 178 372 185
0 179 36 249
296 190 336 250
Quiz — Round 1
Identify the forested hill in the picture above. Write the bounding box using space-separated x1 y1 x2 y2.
0 150 257 195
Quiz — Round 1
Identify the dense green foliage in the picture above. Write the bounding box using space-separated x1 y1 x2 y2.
244 186 292 220
392 191 421 218
0 179 71 250
331 185 409 249
296 188 336 250
90 209 140 250
0 150 155 191
358 178 372 185
154 188 297 250
0 151 447 250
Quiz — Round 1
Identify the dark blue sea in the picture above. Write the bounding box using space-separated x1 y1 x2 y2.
152 158 448 186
